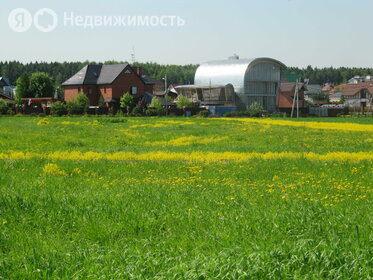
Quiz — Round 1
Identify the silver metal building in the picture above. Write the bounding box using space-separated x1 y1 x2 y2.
194 56 286 111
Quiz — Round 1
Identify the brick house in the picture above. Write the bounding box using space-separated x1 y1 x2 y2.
62 64 161 106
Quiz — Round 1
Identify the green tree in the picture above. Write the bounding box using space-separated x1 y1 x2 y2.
149 96 165 115
15 73 31 99
120 92 135 115
29 72 54 98
150 97 163 111
175 95 192 109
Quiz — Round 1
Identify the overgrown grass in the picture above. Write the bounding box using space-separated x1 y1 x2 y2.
0 116 372 279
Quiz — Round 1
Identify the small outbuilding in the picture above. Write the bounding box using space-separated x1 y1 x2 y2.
277 82 308 114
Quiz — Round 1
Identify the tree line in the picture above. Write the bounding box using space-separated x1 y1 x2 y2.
0 61 198 87
1 61 373 87
285 66 373 85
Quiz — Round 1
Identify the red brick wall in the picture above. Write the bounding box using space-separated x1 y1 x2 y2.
64 85 101 106
111 66 146 99
144 84 154 94
99 86 113 101
64 86 79 102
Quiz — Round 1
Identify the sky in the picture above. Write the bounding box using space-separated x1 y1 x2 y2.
0 0 372 68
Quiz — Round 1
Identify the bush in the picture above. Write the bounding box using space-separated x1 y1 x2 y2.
175 95 192 109
50 101 67 116
145 108 157 116
120 92 135 115
66 93 89 115
224 111 251 117
150 97 163 110
149 97 165 116
131 106 145 116
247 102 264 117
66 101 83 115
76 93 90 113
0 99 9 114
198 110 210 117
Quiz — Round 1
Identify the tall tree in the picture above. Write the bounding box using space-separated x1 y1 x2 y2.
15 72 31 99
29 72 54 98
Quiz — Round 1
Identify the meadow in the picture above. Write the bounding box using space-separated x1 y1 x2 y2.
0 116 372 279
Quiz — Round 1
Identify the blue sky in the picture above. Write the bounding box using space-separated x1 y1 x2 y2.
0 0 372 67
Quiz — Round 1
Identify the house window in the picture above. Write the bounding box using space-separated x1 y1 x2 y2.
78 87 81 92
130 86 138 95
104 87 107 94
88 88 92 95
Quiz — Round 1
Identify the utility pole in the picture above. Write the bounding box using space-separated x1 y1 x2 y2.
163 74 168 116
297 81 299 118
291 79 300 118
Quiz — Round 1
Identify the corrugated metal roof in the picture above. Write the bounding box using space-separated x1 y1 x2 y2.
194 57 286 95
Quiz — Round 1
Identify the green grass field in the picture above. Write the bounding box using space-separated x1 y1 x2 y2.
0 116 372 279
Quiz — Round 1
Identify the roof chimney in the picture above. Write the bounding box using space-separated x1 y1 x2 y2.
133 66 143 77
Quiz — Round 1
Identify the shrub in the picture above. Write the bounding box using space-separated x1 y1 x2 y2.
175 95 192 109
149 97 165 116
150 97 163 110
145 108 157 116
224 111 251 117
66 93 89 115
50 101 67 116
131 106 145 116
120 92 135 115
66 101 83 115
0 99 8 114
198 110 210 118
248 102 264 117
76 93 90 113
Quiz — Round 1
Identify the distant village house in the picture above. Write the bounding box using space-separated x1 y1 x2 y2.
62 64 163 107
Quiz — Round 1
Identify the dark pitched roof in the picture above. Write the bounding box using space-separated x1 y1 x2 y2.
62 64 129 86
141 75 163 85
84 65 102 84
97 64 128 85
0 77 11 87
62 66 89 86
